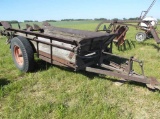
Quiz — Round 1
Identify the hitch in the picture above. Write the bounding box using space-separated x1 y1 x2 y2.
86 52 160 90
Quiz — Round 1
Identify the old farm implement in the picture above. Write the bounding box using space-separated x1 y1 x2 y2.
95 0 160 45
0 21 160 90
95 20 160 45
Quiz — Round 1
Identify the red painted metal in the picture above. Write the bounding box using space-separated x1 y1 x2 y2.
14 45 24 66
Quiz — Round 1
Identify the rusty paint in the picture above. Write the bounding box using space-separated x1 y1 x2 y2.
38 50 76 68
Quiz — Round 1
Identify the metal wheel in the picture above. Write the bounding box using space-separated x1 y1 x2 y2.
135 32 146 42
11 36 34 72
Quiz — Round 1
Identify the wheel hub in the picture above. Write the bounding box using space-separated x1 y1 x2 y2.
14 45 24 66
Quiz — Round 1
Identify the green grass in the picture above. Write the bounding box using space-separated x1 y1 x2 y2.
0 21 160 119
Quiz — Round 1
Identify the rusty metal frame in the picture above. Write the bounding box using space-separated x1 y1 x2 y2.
0 21 160 90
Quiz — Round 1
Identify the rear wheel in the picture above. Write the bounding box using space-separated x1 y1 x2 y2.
135 32 146 42
11 36 34 72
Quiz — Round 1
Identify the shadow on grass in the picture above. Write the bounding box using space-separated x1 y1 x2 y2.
117 39 136 51
125 37 160 52
33 59 53 72
0 78 10 87
33 60 159 91
79 71 160 91
33 58 100 79
50 65 149 89
138 41 160 52
78 70 155 91
151 44 160 52
126 81 147 89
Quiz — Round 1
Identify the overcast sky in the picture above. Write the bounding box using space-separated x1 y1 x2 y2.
0 0 159 21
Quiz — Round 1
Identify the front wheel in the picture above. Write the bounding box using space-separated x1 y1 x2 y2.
11 36 34 72
135 32 146 42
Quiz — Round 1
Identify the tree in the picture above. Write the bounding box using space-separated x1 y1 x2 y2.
123 18 127 20
24 20 33 22
9 20 18 23
45 20 57 22
94 18 107 21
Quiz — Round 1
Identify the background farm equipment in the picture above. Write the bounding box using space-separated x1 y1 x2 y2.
95 0 160 45
0 21 160 90
95 20 160 45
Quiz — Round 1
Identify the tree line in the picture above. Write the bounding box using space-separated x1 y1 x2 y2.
4 18 160 23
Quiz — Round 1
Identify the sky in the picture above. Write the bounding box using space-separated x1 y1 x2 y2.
0 0 159 21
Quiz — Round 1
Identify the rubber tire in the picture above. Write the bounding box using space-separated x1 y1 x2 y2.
135 32 146 42
146 32 153 39
11 36 34 72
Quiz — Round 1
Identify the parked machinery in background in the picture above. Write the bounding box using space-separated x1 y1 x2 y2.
96 0 159 45
136 0 157 41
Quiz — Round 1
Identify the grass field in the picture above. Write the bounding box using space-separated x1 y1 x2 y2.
0 21 160 119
